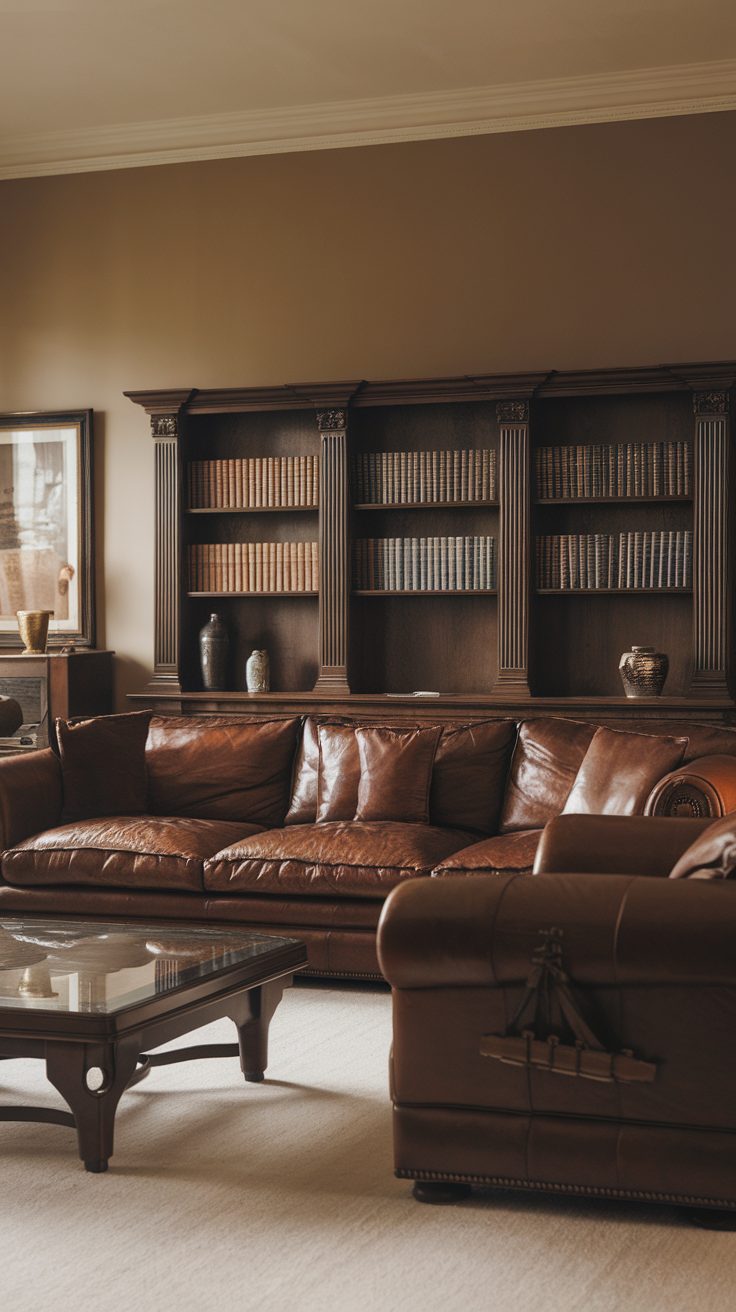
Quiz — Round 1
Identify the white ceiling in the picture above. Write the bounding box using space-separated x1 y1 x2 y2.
1 0 735 178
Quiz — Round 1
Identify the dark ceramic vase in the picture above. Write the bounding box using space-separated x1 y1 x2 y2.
618 645 669 698
199 613 230 691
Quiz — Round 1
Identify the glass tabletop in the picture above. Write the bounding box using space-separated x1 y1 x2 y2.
0 919 298 1015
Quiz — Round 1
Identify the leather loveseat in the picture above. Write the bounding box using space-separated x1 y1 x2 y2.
378 810 736 1223
3 709 736 979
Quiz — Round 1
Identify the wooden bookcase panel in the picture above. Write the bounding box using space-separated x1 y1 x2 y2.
349 592 498 695
531 592 694 697
179 595 319 695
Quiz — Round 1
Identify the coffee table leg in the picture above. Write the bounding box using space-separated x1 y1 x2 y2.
45 1037 140 1172
228 977 289 1083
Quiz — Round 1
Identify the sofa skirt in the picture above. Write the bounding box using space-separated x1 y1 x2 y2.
392 1105 736 1210
0 883 384 979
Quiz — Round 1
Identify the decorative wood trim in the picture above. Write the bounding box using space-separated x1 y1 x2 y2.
313 408 350 694
495 411 531 698
690 406 731 698
149 414 182 693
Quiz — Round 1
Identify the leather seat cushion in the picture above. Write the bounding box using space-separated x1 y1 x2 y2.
2 817 265 892
204 821 479 898
432 829 543 877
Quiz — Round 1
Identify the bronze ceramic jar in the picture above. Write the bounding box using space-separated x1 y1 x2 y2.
619 646 669 698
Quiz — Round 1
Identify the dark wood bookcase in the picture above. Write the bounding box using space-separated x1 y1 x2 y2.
126 360 736 727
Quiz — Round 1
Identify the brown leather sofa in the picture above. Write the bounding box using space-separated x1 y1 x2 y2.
3 711 736 979
378 810 736 1223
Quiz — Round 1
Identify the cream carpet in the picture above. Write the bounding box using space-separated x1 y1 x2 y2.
1 981 735 1312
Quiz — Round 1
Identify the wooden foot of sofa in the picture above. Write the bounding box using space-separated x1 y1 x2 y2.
689 1208 736 1231
412 1181 472 1204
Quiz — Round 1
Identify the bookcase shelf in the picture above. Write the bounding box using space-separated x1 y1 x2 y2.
354 500 498 510
353 589 498 597
535 587 692 596
126 359 736 710
188 591 318 598
534 495 692 505
187 506 318 514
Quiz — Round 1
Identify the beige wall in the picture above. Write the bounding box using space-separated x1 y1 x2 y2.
1 110 735 707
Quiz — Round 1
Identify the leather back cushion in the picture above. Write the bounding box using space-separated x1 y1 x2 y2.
669 813 736 880
430 719 517 834
355 726 442 823
58 710 152 822
562 726 688 816
146 715 299 827
499 718 597 833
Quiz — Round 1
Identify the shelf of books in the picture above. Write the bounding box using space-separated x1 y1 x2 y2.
351 447 497 505
353 536 497 593
187 456 319 509
534 441 693 500
187 541 319 594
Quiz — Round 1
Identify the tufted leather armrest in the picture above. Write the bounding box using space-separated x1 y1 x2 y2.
0 749 63 851
532 813 713 878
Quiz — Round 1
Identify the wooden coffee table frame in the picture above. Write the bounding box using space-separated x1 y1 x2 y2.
0 934 307 1172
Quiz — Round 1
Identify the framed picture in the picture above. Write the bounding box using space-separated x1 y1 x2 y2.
0 410 94 648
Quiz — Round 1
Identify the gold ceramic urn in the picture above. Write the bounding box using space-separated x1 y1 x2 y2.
16 610 54 654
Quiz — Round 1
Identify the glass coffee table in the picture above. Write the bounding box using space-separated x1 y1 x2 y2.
0 917 307 1172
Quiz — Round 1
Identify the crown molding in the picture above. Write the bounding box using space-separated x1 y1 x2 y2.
2 57 736 181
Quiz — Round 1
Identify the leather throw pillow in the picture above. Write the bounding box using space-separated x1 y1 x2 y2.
562 726 689 817
317 723 361 822
57 710 153 823
354 725 442 824
669 813 736 880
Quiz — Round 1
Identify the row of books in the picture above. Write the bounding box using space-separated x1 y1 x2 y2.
187 457 319 509
535 532 693 590
188 542 319 592
351 449 497 504
352 537 496 591
535 442 693 499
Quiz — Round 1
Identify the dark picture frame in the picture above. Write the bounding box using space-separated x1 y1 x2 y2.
0 409 94 648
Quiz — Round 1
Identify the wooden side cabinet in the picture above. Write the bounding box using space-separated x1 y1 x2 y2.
0 650 114 747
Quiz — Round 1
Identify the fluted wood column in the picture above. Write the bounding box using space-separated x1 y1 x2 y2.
313 408 350 693
689 390 731 698
149 412 182 692
494 401 531 697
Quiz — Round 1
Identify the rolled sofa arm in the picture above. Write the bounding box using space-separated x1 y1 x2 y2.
645 754 736 818
0 749 62 851
377 868 736 991
533 814 712 878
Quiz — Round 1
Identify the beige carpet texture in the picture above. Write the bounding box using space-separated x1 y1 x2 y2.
1 982 735 1312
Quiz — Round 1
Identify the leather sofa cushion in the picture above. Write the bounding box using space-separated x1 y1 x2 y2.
284 717 346 825
203 821 478 898
669 813 736 880
432 829 543 877
430 720 517 834
499 718 597 833
3 816 264 893
318 724 361 821
355 726 442 822
146 715 300 826
562 726 688 816
58 710 153 823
